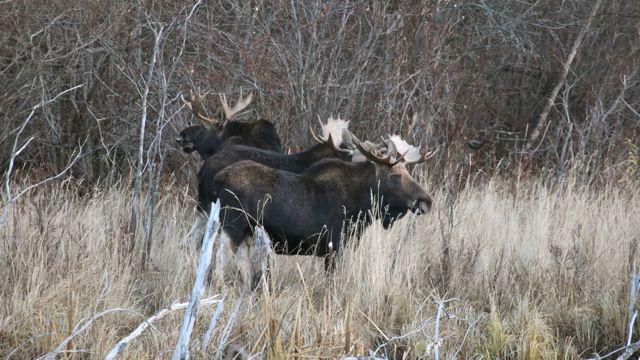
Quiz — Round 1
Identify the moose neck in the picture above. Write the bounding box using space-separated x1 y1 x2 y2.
347 162 385 213
316 161 392 225
197 128 223 159
288 143 336 164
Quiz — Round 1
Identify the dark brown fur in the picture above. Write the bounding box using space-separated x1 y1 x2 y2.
197 143 353 214
176 119 282 159
211 158 432 287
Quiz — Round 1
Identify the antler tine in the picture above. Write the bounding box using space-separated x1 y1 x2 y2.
181 90 217 127
399 148 438 165
382 137 398 159
309 125 350 153
326 132 352 153
309 124 324 144
406 148 439 164
219 91 254 123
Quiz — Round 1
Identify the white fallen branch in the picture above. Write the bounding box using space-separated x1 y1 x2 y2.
433 300 444 360
250 226 273 289
105 295 221 360
172 201 221 360
39 308 140 360
616 266 640 360
216 293 243 353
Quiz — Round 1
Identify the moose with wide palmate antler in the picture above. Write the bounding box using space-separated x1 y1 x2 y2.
209 131 436 289
195 116 359 215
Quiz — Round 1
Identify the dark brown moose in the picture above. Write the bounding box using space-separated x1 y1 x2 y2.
177 90 282 159
211 133 435 289
196 117 356 215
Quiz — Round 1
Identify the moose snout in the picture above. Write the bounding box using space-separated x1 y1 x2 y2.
412 196 432 214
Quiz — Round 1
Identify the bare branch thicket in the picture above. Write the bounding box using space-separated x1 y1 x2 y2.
526 0 604 152
127 2 201 265
2 1 639 188
128 21 164 254
1 85 85 228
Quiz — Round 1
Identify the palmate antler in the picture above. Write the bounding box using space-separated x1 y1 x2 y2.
219 89 254 124
309 115 352 153
347 131 437 166
181 90 218 128
348 131 403 166
385 135 438 165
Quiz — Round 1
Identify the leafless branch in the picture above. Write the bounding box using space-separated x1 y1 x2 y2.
526 0 604 151
105 295 221 360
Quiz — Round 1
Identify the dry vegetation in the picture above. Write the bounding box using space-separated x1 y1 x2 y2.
2 1 639 184
1 179 638 358
2 0 640 358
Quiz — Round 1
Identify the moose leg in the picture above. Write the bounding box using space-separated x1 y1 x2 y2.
324 241 336 274
234 237 253 293
324 233 340 275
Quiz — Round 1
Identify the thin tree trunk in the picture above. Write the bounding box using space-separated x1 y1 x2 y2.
129 25 163 255
526 0 604 152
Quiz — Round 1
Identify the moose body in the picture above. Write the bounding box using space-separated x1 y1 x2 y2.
197 142 352 214
212 156 432 287
177 119 282 159
196 116 355 214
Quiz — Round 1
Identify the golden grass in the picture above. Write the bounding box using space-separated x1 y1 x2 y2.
1 180 638 358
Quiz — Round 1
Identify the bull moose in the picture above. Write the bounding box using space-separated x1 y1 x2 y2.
211 133 435 289
196 116 357 215
177 90 282 159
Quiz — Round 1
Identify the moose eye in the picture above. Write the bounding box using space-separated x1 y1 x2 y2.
390 174 401 183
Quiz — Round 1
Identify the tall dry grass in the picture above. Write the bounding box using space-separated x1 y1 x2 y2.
0 179 638 358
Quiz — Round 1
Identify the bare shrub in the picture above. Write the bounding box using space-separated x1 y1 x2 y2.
1 1 638 186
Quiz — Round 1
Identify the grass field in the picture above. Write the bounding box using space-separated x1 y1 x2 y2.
1 179 638 359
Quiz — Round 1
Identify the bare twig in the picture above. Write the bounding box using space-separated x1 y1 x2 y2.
620 265 640 359
39 308 142 360
128 23 164 254
433 300 444 360
1 84 84 228
216 293 244 358
105 295 221 360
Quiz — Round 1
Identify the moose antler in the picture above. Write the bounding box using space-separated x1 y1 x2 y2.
386 135 438 165
310 115 351 153
346 131 437 166
219 90 254 124
347 131 404 166
181 90 218 127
